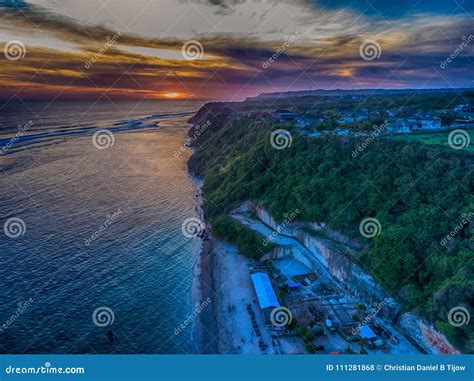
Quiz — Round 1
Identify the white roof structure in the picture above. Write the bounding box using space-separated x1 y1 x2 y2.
251 272 280 309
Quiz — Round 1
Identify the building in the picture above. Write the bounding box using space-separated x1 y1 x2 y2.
274 109 294 121
386 117 441 134
250 272 280 322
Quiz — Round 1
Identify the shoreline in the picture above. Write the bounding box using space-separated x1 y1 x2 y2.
190 175 280 354
190 175 218 354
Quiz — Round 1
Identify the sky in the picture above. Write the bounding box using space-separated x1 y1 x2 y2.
0 0 472 100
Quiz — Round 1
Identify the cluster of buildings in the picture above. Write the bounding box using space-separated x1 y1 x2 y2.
271 103 473 135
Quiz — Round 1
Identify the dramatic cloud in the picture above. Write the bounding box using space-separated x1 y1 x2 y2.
0 0 472 100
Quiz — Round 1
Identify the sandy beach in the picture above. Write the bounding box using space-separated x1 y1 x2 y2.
191 180 280 354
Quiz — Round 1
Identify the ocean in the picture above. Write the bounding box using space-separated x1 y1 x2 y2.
0 99 203 353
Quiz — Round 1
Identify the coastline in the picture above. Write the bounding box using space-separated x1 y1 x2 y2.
190 175 280 354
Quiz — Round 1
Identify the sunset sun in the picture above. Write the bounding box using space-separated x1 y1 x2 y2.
164 92 179 98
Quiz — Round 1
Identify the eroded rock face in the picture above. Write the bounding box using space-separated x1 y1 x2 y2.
236 201 459 353
399 313 460 354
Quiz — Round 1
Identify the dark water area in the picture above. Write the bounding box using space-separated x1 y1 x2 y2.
0 99 204 353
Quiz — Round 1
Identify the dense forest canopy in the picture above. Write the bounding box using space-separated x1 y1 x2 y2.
188 100 474 353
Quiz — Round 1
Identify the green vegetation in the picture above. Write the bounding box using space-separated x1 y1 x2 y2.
189 108 473 353
212 215 272 260
385 130 474 154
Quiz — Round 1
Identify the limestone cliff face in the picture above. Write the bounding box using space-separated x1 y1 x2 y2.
238 201 459 354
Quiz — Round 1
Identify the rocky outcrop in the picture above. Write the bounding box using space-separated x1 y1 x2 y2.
236 201 459 353
399 313 460 354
